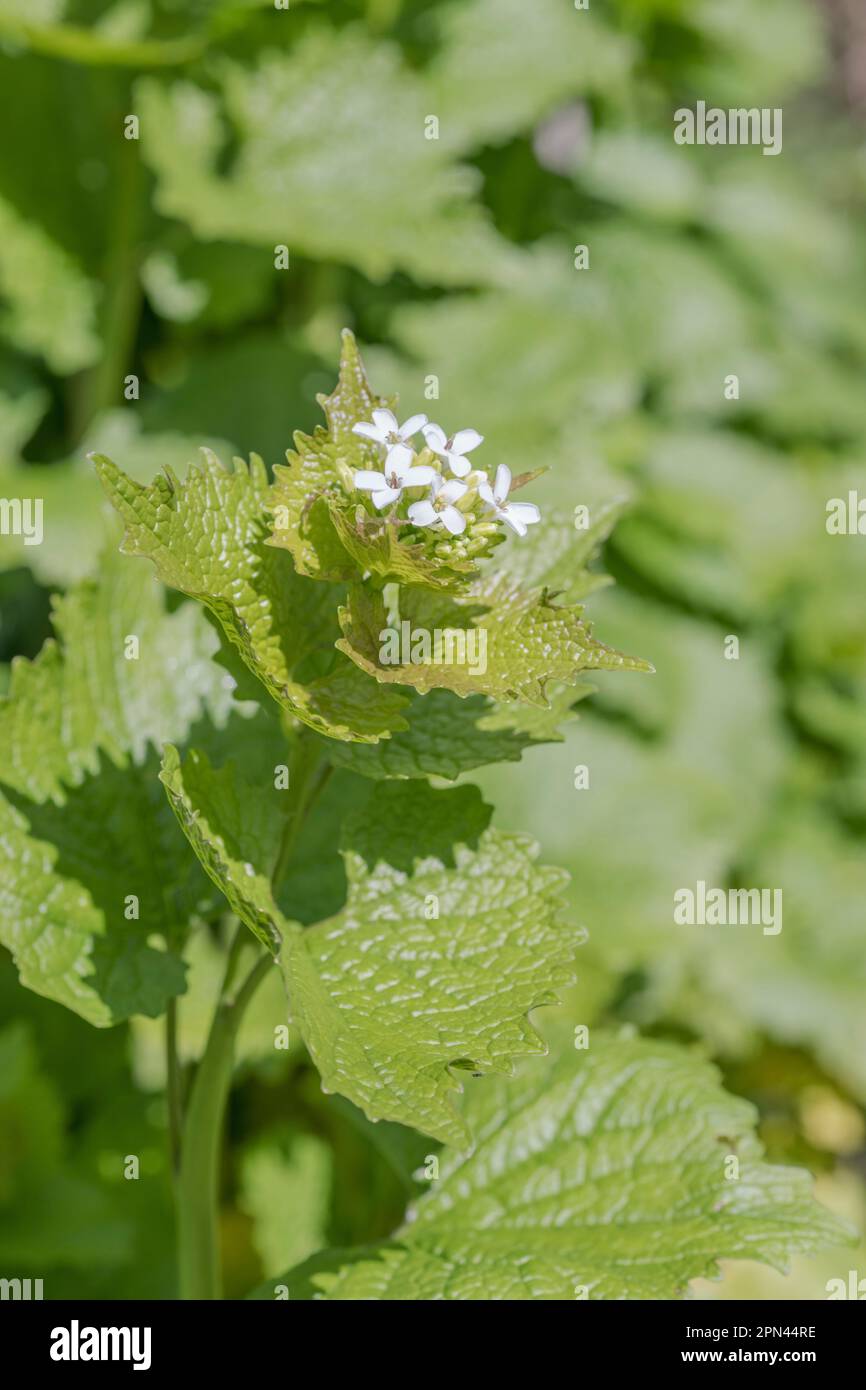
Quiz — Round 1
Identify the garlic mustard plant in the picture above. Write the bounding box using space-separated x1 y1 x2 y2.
0 333 849 1303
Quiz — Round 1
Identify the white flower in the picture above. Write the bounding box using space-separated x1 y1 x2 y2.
354 446 436 509
479 464 541 537
353 408 428 461
407 475 469 535
422 423 484 478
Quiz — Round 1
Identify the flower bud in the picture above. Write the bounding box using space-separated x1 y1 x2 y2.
337 459 356 492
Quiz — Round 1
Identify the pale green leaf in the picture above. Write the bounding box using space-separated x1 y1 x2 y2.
136 30 517 286
240 1132 332 1279
0 550 230 803
476 590 790 974
263 1034 851 1300
493 499 626 603
0 552 232 1024
267 328 387 582
429 0 633 154
160 742 291 950
610 429 817 624
327 500 479 591
337 577 652 706
282 829 580 1146
0 412 234 586
159 743 581 1147
0 193 99 371
95 446 409 742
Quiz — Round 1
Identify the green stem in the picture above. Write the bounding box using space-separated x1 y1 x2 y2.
166 998 183 1178
176 943 273 1299
174 735 334 1298
272 735 332 890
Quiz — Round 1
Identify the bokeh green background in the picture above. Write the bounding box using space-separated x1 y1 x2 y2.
0 0 864 1299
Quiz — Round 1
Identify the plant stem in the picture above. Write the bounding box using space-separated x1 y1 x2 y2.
176 942 273 1299
174 734 335 1298
272 735 332 890
166 998 183 1177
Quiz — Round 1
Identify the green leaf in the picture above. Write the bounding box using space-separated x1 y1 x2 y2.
267 329 386 582
494 499 626 603
327 500 478 591
1 753 196 1023
284 828 579 1148
359 251 638 482
158 743 581 1147
323 688 554 782
160 742 291 950
0 552 232 1024
0 412 235 587
275 768 370 928
239 1131 332 1279
264 1033 851 1301
339 780 491 875
0 549 230 803
479 682 593 743
0 192 99 371
581 132 703 222
337 576 652 706
94 445 409 742
686 0 826 102
136 30 517 287
610 429 816 625
430 0 632 154
477 590 789 963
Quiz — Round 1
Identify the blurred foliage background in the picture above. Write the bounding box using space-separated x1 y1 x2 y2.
0 0 864 1299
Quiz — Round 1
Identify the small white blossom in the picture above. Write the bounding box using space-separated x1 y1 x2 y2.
354 446 436 509
479 464 541 537
422 423 484 478
408 475 469 535
353 408 428 461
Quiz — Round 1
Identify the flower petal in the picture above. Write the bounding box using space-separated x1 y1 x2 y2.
507 501 540 526
440 479 468 504
354 470 388 490
402 465 436 487
493 463 512 503
385 443 415 475
371 486 401 509
422 423 447 452
447 455 472 478
372 408 398 435
398 413 428 439
478 482 496 506
407 500 438 527
440 505 467 535
353 421 387 443
500 511 528 537
451 428 483 455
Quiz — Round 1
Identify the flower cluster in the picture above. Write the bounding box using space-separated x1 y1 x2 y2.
350 409 541 545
